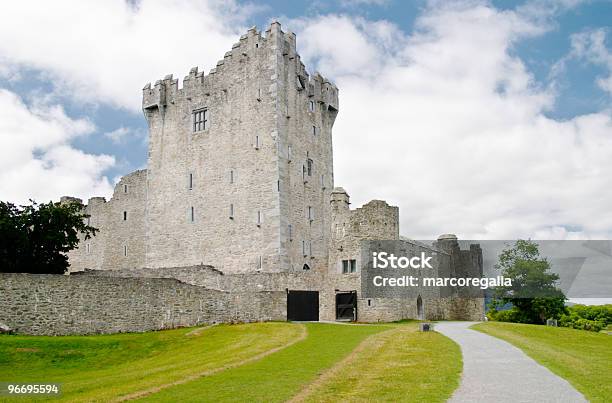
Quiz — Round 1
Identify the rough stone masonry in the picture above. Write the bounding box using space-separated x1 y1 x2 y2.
1 22 484 335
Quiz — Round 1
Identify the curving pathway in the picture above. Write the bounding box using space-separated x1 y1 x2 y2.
436 322 587 403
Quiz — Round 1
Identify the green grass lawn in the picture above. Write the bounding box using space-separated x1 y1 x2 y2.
1 321 463 402
297 323 462 402
138 323 390 402
0 322 302 402
473 322 612 403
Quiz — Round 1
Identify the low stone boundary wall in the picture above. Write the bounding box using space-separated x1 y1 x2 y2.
0 273 286 336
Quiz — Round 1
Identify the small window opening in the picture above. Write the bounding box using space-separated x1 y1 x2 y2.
342 259 357 274
368 299 372 307
308 206 314 221
307 158 313 176
230 170 234 184
303 263 310 271
229 203 234 219
123 184 128 193
287 145 292 162
312 125 316 136
86 243 91 253
254 135 260 149
123 245 127 257
257 88 261 101
123 211 127 221
190 206 195 222
309 100 315 112
193 109 208 132
257 210 262 226
288 224 293 241
188 173 193 190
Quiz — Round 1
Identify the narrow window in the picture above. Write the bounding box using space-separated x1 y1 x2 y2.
193 109 208 132
256 210 262 226
312 125 316 136
123 211 127 221
229 170 234 184
257 255 263 270
277 179 280 192
257 88 261 101
350 259 357 273
229 203 234 219
342 260 349 274
308 206 314 221
302 240 306 256
123 245 127 257
321 174 325 189
123 184 128 193
190 206 195 222
303 263 310 271
309 100 315 112
255 43 259 49
287 145 292 162
307 158 313 176
368 299 372 307
254 135 260 149
288 224 293 241
86 243 90 253
188 173 193 190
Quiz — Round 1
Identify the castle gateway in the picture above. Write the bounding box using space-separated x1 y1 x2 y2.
65 22 484 324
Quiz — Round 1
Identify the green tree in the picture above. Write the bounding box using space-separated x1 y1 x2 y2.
0 200 97 274
489 240 567 324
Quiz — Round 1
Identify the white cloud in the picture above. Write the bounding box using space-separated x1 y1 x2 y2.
0 89 114 204
0 0 253 112
569 29 612 94
340 0 390 7
104 126 134 144
287 1 612 239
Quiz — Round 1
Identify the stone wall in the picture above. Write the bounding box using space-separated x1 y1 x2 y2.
0 273 285 336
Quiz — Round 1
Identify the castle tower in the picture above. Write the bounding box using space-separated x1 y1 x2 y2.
142 22 339 273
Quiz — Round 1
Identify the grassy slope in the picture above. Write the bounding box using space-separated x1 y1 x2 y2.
299 323 462 402
1 322 464 402
473 322 612 403
0 322 302 402
139 323 390 402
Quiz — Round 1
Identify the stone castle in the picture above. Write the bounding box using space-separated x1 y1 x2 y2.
61 22 484 325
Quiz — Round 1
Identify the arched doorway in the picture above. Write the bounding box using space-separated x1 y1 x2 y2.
417 295 424 320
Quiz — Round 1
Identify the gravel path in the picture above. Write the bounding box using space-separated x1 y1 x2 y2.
435 322 587 403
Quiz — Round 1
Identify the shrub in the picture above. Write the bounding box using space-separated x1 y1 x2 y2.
559 305 612 332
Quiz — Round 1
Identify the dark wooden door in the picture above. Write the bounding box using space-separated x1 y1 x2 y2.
287 290 319 321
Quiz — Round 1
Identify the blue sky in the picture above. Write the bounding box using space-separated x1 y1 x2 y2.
0 0 611 239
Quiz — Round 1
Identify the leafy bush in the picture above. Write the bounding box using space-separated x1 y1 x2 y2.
559 305 612 332
487 308 521 323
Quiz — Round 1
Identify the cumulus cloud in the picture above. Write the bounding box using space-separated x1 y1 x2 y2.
288 2 612 239
0 89 114 204
0 0 253 112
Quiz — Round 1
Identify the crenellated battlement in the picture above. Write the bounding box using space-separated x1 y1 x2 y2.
142 21 338 113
